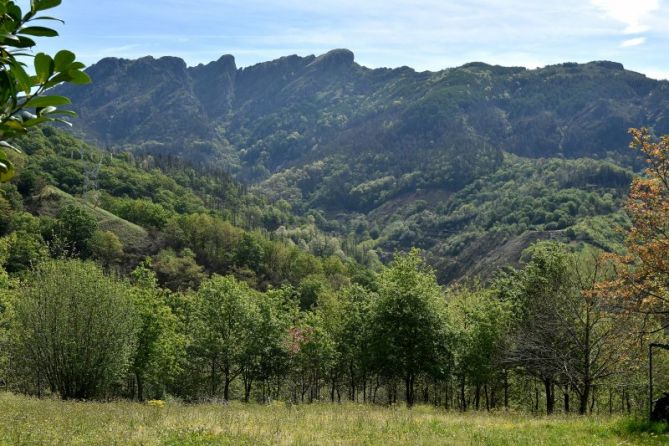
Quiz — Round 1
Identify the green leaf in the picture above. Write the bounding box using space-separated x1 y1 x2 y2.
53 118 72 126
38 105 57 115
9 61 31 93
2 119 26 131
0 33 20 42
54 49 75 71
24 95 70 108
14 35 36 48
34 52 53 82
33 16 65 23
19 26 58 37
22 116 49 127
0 141 22 153
42 109 77 117
7 4 22 23
67 69 91 85
0 150 16 182
34 0 62 12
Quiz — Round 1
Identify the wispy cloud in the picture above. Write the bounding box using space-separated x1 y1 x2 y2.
590 0 660 34
36 0 669 79
621 37 646 47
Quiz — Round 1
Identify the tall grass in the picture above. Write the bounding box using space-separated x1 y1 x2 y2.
0 392 666 445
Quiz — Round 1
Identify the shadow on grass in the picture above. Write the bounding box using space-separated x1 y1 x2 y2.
618 418 669 435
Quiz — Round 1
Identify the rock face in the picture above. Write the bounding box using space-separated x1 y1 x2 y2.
55 49 669 166
190 55 237 118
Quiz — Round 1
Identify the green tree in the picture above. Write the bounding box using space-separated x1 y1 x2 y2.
152 248 205 291
370 248 447 407
287 310 336 403
318 283 374 402
505 242 574 414
240 286 296 402
128 262 184 401
3 229 47 272
89 230 123 267
193 274 257 400
42 204 98 257
0 0 90 182
509 243 638 415
447 285 511 411
8 260 138 399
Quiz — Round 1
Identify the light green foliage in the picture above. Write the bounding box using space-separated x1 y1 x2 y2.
446 285 512 410
287 310 336 403
129 262 184 401
103 196 172 229
192 274 258 400
89 229 123 267
317 283 374 401
0 0 90 182
240 285 297 402
151 248 205 292
7 259 138 399
2 229 47 272
371 248 448 406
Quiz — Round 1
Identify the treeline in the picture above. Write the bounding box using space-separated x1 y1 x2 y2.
0 243 658 414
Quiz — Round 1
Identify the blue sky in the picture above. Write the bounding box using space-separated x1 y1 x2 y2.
37 0 669 79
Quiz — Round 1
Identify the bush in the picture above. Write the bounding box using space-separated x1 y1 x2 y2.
8 260 139 399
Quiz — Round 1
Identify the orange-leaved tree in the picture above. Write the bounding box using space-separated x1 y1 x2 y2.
601 128 669 321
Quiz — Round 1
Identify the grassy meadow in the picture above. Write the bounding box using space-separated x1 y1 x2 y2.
0 393 667 445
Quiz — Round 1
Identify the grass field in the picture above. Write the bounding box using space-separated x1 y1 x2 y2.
0 393 666 445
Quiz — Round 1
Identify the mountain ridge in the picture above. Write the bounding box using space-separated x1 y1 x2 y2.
51 49 659 282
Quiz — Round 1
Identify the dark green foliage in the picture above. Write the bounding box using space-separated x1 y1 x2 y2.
44 52 659 282
50 204 98 257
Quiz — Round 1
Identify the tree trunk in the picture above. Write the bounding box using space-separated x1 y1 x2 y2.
349 363 356 402
475 384 481 411
608 387 613 415
503 370 509 410
484 384 490 411
223 365 231 402
589 386 596 414
210 359 217 397
579 388 589 415
244 377 252 403
330 377 336 402
564 386 570 413
405 374 415 407
544 378 555 415
136 372 144 402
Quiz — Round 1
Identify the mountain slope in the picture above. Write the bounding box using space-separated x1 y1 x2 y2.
52 50 655 281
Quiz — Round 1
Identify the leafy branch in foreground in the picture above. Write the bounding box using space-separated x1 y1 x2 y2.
0 0 90 182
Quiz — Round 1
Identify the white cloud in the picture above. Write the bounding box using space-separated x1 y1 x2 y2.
590 0 660 33
621 37 646 47
37 0 669 75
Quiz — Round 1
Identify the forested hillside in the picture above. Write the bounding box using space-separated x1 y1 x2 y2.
51 50 662 280
0 128 376 294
